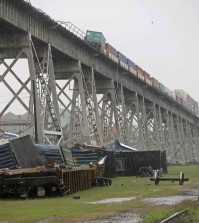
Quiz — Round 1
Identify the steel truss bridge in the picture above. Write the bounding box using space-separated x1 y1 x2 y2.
0 0 199 164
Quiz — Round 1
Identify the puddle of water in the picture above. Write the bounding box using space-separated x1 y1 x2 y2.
144 195 197 205
85 197 136 204
84 198 142 222
82 213 142 223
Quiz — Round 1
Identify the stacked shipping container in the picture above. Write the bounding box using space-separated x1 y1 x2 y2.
85 30 199 116
105 43 118 63
85 30 106 50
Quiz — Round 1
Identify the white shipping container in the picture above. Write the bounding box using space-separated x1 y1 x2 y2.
174 89 187 100
128 66 134 74
119 61 128 70
165 87 170 95
167 90 173 98
171 91 176 99
108 53 119 63
132 69 137 76
145 78 152 86
138 73 145 81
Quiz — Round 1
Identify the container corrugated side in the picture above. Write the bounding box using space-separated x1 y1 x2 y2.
146 78 152 86
119 61 128 70
143 71 150 80
138 73 145 81
135 65 144 80
158 83 165 93
108 53 119 63
105 43 117 57
127 58 136 70
85 30 106 49
150 77 158 87
174 89 187 100
171 91 176 99
135 65 143 73
117 51 127 64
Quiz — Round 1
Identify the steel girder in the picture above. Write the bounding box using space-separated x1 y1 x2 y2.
1 32 199 163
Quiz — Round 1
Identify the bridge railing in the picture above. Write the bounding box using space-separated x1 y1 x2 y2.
57 21 85 40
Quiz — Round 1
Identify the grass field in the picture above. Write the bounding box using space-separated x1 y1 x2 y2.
0 165 199 223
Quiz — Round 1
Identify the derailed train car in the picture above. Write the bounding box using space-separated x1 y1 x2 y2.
0 135 106 199
97 140 167 178
0 165 98 198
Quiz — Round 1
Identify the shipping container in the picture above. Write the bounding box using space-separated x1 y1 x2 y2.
127 58 136 70
143 71 150 80
135 65 145 81
176 95 182 104
182 99 188 107
132 69 137 76
174 89 187 100
105 43 117 57
158 82 165 93
119 61 128 70
165 87 175 98
85 30 106 50
150 77 159 88
117 51 127 64
128 66 134 74
138 73 145 81
99 140 167 177
187 94 191 102
164 87 170 95
170 91 176 99
135 65 143 73
145 78 152 86
108 53 119 63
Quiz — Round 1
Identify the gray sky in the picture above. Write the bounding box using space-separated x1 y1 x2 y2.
1 0 199 116
30 0 199 103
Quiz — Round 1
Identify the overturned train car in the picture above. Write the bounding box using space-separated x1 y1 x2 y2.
0 135 105 198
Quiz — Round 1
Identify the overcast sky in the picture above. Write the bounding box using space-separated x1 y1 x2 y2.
29 0 199 103
1 0 199 116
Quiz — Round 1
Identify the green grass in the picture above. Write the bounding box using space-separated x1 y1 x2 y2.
0 165 199 222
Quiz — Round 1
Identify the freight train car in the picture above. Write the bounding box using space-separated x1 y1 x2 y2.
85 30 199 115
85 30 106 51
105 43 118 63
117 51 128 70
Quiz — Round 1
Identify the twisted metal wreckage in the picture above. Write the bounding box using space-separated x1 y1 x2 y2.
0 135 109 199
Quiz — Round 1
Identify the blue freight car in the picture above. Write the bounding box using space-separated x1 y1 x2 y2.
117 51 127 64
127 58 136 70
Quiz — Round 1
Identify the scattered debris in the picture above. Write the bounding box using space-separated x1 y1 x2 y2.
160 209 188 223
0 135 109 199
137 166 154 177
73 195 80 199
93 176 112 186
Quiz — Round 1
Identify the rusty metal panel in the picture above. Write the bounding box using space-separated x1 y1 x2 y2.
62 169 94 194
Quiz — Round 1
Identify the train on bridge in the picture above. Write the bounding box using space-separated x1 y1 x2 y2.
85 30 199 116
1 0 199 164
